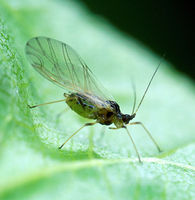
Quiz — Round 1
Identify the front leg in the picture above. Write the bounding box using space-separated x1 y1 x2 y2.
109 126 142 162
128 121 162 152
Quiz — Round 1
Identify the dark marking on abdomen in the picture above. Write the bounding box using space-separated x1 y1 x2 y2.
76 96 95 112
77 97 85 107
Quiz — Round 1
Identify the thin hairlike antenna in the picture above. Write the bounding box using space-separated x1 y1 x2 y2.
134 54 165 114
131 81 137 115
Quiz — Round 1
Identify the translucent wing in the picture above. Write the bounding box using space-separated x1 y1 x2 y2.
25 36 112 100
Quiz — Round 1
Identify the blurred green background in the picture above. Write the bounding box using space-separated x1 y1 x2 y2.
81 0 195 80
0 0 194 200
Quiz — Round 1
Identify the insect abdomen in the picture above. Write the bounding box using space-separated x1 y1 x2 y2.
66 93 98 119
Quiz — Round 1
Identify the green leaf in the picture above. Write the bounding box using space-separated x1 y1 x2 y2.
0 0 194 200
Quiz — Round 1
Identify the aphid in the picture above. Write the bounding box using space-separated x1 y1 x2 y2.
25 36 162 162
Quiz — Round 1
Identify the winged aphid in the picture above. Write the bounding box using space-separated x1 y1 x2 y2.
26 37 162 162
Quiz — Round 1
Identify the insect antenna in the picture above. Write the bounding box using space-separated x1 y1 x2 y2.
134 55 165 115
131 81 137 115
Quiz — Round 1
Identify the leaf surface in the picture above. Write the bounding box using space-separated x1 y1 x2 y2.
0 1 194 200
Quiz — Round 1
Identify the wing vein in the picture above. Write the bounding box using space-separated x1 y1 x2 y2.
25 37 113 100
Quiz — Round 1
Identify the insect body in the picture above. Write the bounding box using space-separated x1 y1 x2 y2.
26 36 162 162
66 92 133 127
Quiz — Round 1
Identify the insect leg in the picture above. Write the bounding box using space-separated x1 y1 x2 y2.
128 122 162 152
28 99 66 109
109 127 120 130
124 126 142 163
58 122 96 149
